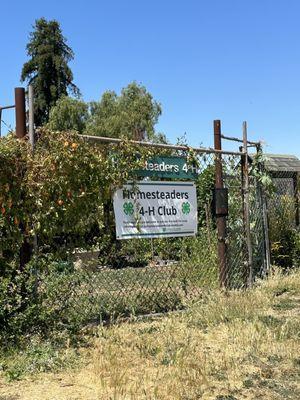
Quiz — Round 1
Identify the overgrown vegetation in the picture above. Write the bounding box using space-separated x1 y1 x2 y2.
1 129 221 343
2 127 297 346
0 269 299 399
0 130 161 342
269 194 300 269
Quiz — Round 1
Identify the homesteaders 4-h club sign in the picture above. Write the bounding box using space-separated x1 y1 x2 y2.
123 200 191 217
113 181 197 239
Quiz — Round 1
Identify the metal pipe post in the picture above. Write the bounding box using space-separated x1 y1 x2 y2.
242 121 253 287
28 85 35 150
256 143 271 274
27 85 38 262
15 87 26 138
240 145 248 286
214 120 228 288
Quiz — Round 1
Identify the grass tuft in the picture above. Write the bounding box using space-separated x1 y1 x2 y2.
0 268 300 399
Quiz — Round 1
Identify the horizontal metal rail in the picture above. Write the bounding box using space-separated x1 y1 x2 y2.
0 105 15 110
81 134 244 156
0 105 16 137
221 134 261 146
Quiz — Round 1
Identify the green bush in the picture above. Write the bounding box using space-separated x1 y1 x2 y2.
0 129 160 341
0 260 40 345
0 136 31 257
269 195 300 269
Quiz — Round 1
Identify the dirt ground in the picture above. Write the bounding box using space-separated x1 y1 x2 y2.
1 271 300 400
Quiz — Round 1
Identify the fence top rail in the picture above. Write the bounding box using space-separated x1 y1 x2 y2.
221 134 261 147
0 105 15 111
80 134 244 156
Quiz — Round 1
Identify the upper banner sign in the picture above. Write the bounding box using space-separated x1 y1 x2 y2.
136 156 198 179
113 181 198 240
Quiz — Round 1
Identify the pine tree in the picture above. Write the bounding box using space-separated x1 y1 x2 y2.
21 18 80 126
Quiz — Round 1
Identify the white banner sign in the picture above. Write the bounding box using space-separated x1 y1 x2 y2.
113 181 198 239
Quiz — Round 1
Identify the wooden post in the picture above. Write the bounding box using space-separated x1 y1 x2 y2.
214 120 228 288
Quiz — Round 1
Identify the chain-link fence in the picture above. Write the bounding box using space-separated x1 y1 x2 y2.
2 110 299 336
33 143 269 325
266 167 300 269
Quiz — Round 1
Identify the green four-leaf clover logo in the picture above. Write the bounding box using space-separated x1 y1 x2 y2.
123 202 134 215
182 202 191 215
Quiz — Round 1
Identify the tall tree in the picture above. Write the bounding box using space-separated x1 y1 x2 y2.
21 18 79 126
47 96 88 133
86 82 165 142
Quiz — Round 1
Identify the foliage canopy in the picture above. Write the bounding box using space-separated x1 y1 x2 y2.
47 96 89 133
86 82 165 141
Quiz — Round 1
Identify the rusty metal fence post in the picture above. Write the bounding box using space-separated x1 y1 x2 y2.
15 87 26 139
14 87 33 270
214 120 228 288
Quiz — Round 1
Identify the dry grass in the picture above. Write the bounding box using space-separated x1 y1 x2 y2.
1 268 300 400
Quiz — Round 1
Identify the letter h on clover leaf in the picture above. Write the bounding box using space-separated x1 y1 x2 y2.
123 202 134 215
182 202 191 215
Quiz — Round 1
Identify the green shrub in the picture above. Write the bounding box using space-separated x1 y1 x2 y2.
0 260 41 345
269 195 300 269
0 135 31 257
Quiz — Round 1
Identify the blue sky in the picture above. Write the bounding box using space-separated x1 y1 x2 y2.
1 0 300 155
